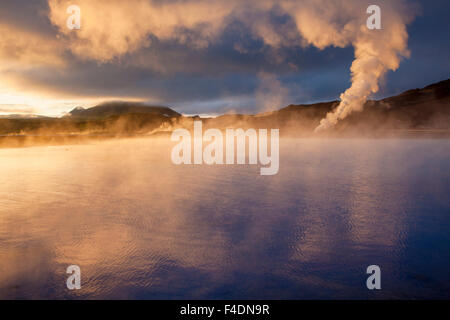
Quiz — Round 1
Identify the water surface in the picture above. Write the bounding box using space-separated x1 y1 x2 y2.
0 138 449 299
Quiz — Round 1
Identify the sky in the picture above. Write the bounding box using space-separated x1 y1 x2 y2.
0 0 448 116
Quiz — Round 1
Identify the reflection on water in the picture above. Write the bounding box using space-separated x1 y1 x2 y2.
0 138 449 299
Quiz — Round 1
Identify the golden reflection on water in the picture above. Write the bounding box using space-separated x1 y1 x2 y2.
0 138 449 299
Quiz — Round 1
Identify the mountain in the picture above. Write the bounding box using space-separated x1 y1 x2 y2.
0 79 449 145
332 79 450 133
201 78 450 136
68 102 181 118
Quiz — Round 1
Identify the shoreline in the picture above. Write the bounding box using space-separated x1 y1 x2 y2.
1 129 450 149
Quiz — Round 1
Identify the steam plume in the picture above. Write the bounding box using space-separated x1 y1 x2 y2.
255 72 289 112
281 0 416 132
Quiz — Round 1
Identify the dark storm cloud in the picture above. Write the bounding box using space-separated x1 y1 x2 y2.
0 0 448 115
0 0 53 33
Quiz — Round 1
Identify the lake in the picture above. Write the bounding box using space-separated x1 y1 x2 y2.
0 138 449 299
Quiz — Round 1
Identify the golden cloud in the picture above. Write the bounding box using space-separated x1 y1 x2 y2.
0 22 65 69
48 0 240 62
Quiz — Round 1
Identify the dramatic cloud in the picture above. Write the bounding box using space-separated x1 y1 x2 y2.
48 0 239 62
0 0 445 117
0 106 36 114
0 22 64 69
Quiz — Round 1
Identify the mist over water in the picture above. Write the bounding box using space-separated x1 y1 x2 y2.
0 138 449 299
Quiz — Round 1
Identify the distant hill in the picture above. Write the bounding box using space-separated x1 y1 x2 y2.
0 79 449 145
0 102 182 138
334 78 450 133
201 78 450 136
68 102 181 118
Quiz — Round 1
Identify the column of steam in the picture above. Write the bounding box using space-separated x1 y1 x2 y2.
279 1 414 133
